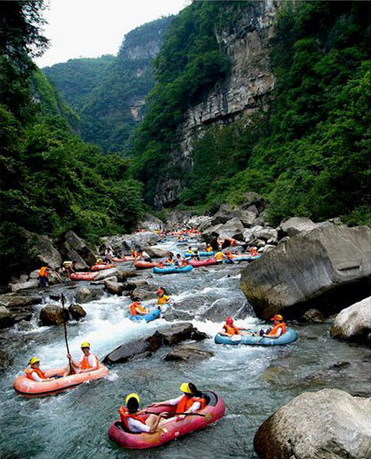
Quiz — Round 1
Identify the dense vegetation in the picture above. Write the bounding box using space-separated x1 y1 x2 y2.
0 1 144 283
134 1 370 226
44 17 173 154
43 55 115 111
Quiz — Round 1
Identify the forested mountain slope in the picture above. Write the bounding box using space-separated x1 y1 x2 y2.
132 0 370 226
43 17 174 154
0 1 144 283
43 55 115 111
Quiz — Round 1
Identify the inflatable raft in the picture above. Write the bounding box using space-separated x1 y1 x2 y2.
70 272 98 281
134 261 159 269
112 256 135 262
214 327 298 346
185 251 215 258
130 307 161 323
91 263 116 271
153 265 193 274
13 364 109 397
189 258 220 267
108 390 225 449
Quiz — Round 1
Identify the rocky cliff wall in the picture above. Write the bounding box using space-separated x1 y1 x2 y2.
154 0 281 208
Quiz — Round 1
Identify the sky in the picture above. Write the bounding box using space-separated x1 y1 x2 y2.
35 0 189 68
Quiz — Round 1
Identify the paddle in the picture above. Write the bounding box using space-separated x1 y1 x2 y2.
61 294 75 375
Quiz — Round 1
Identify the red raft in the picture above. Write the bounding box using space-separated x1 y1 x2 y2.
108 391 225 449
189 258 221 267
134 261 160 269
112 256 135 262
13 365 109 397
91 263 116 271
70 272 98 281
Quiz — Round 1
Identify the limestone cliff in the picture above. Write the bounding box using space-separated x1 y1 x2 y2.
154 0 280 208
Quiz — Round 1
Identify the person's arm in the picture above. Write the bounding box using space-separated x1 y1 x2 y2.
149 395 182 407
177 401 201 420
67 353 80 369
264 327 282 338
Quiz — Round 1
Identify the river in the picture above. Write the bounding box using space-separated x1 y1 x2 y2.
0 237 370 458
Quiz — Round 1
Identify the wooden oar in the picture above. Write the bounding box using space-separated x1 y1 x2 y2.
145 411 212 420
61 294 75 374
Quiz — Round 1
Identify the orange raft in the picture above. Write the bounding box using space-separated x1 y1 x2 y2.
70 272 98 281
13 364 109 397
91 263 116 271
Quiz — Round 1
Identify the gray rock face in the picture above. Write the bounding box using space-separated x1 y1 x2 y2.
103 323 209 364
101 232 160 253
153 0 280 207
93 268 119 281
280 217 319 237
331 297 371 344
0 349 12 370
240 225 371 319
39 304 69 326
138 214 164 231
164 344 214 362
131 288 157 301
254 389 371 459
145 246 169 258
63 231 96 267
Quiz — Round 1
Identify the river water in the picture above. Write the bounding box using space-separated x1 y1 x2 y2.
1 238 370 458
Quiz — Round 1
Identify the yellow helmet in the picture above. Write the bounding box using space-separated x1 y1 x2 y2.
80 342 90 348
29 357 40 365
125 393 141 405
180 382 193 394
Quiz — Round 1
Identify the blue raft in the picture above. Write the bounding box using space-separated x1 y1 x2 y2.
214 327 298 346
185 251 215 258
153 264 193 274
130 307 161 323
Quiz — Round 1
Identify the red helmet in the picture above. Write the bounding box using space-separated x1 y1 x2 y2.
226 317 234 324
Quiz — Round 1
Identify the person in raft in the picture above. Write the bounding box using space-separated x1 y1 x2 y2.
24 357 57 382
206 244 214 252
148 382 207 421
250 247 259 257
258 314 287 338
129 299 149 316
166 252 175 264
157 289 171 306
187 246 195 255
120 393 167 433
67 342 99 374
221 317 247 336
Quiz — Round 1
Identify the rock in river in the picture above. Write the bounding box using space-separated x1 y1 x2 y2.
241 225 371 319
39 304 69 326
331 296 371 345
254 388 371 459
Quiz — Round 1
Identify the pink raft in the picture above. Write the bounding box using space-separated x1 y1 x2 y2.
108 391 225 449
91 263 116 271
13 365 109 397
70 272 98 281
189 258 221 267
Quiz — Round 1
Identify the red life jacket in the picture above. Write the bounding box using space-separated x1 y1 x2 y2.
175 395 207 414
119 406 146 431
25 367 47 381
80 354 98 370
267 322 287 336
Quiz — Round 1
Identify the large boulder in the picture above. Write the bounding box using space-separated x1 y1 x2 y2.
104 279 124 295
331 297 371 345
138 214 164 231
0 294 41 327
218 218 245 240
145 246 169 258
33 235 63 269
0 306 13 329
103 323 209 364
188 215 213 231
68 303 86 321
63 231 96 268
74 287 105 304
39 304 69 326
241 225 371 319
101 232 160 253
254 389 371 459
211 204 242 225
280 217 319 237
164 344 214 362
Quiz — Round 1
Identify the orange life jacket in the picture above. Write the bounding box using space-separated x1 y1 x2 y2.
119 406 146 431
267 322 287 336
38 267 49 277
223 324 240 335
25 367 47 381
176 395 207 414
80 354 98 370
250 248 259 256
129 302 147 316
